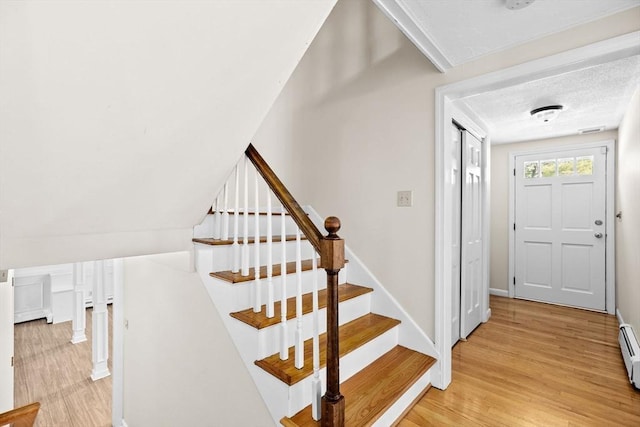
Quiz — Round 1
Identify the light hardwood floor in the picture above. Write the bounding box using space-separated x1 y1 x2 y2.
399 296 640 426
14 307 112 427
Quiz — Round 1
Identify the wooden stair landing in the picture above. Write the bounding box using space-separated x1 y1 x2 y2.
210 259 347 284
193 234 303 246
281 346 436 427
255 313 400 385
230 283 372 329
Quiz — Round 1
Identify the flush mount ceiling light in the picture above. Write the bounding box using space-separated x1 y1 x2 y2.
530 105 564 123
506 0 536 10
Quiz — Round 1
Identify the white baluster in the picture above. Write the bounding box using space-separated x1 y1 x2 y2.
91 260 110 381
280 205 288 360
253 169 262 313
294 227 304 369
241 157 250 276
213 195 221 240
311 255 321 420
221 181 229 240
70 262 87 344
231 164 240 273
266 190 274 318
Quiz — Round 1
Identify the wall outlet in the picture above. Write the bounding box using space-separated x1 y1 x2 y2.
397 190 413 207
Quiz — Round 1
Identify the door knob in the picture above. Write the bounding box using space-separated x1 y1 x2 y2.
594 233 603 238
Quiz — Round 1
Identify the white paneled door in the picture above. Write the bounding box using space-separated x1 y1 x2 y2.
461 131 483 339
451 124 462 346
515 147 607 310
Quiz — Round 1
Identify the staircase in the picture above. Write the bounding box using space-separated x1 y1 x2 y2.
193 145 438 426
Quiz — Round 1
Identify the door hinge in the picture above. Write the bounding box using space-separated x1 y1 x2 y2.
513 223 516 230
513 168 516 176
513 277 516 285
11 356 14 367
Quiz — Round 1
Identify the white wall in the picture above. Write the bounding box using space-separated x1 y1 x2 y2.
0 270 14 413
616 86 640 333
0 0 336 270
252 0 640 338
489 130 618 291
122 252 272 427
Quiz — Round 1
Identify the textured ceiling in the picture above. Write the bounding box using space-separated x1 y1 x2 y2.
455 55 640 144
375 0 639 70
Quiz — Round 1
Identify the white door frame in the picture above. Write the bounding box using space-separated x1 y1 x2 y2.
433 31 638 390
508 140 616 314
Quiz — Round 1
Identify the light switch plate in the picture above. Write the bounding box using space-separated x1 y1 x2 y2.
397 190 413 207
0 270 7 282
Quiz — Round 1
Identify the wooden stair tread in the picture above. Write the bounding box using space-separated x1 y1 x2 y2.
230 283 373 329
193 234 304 246
281 346 436 427
255 313 400 385
210 259 348 284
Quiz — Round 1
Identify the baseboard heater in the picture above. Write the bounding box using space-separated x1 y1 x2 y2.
619 324 640 389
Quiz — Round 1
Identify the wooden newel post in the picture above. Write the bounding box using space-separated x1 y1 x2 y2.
320 216 345 427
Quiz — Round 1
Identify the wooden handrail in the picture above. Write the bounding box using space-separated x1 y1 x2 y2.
245 143 345 426
245 144 324 252
0 402 41 427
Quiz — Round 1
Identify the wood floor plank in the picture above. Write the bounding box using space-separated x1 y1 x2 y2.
230 283 373 329
399 296 640 426
14 307 113 427
256 313 400 385
282 346 436 426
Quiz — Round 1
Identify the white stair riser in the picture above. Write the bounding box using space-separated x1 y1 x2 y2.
255 293 372 358
194 213 301 239
194 240 317 275
287 326 400 416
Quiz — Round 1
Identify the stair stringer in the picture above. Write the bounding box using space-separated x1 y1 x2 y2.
304 207 440 363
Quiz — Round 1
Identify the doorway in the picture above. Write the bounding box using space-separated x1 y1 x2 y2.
451 122 485 346
509 141 616 312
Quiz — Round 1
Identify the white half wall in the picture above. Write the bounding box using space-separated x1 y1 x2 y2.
0 0 336 269
122 252 272 427
616 86 640 335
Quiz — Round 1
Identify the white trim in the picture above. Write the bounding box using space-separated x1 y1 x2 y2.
434 32 635 391
371 0 452 72
617 308 625 327
434 101 488 390
489 288 509 297
112 258 125 427
484 308 492 323
507 140 616 314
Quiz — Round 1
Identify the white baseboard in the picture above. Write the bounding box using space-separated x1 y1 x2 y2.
489 288 508 297
616 308 625 326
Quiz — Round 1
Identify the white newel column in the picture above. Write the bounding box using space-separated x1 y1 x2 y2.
70 262 87 344
91 260 111 381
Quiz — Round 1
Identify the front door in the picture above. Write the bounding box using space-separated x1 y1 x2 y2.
514 147 607 310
